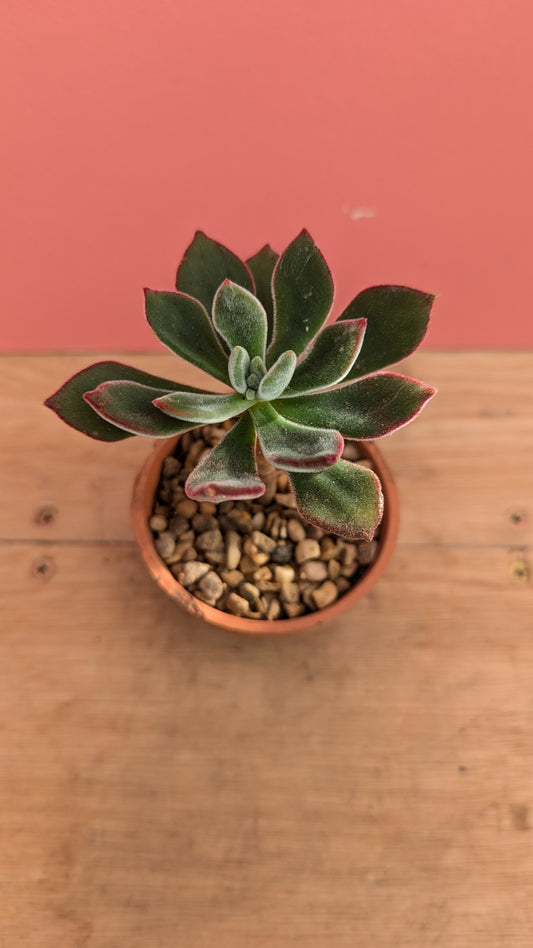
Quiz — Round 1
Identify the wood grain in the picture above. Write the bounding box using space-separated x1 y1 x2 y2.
1 353 533 947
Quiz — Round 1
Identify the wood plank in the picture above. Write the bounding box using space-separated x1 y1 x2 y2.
1 541 533 947
2 352 532 547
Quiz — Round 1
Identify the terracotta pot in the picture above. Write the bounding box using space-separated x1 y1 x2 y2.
131 436 399 635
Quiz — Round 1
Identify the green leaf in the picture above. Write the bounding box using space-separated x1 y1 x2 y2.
257 350 297 401
154 390 248 424
144 290 230 384
283 319 367 396
289 460 383 540
338 285 435 380
245 244 278 346
44 360 193 441
213 281 268 359
228 346 250 394
267 230 334 366
84 382 199 438
176 231 254 314
251 402 343 472
275 373 436 439
185 414 265 501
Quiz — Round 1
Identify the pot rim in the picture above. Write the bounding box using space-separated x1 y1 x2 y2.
131 436 399 635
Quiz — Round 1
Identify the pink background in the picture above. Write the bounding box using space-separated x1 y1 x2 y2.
3 0 533 352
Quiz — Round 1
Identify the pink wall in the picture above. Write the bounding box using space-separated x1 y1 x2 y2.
3 0 533 352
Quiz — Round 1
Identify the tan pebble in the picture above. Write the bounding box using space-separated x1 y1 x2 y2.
277 471 289 491
239 555 256 575
192 513 218 533
239 582 261 603
198 501 217 515
243 537 258 556
251 551 270 567
251 530 277 554
280 582 300 604
218 500 235 513
300 583 318 609
253 565 272 583
357 540 379 565
274 564 295 584
174 498 198 519
306 524 324 540
328 559 341 580
356 458 374 469
149 514 168 532
179 529 195 543
162 456 181 476
341 544 358 567
209 426 227 443
255 579 281 593
204 550 226 566
225 592 250 616
168 515 191 537
341 441 362 461
295 538 321 564
252 511 266 530
180 432 192 452
299 560 328 582
267 598 282 620
195 529 224 553
265 512 282 539
287 517 307 543
154 532 176 560
174 561 211 587
336 577 351 594
279 523 287 539
275 492 297 509
181 547 198 562
196 570 225 604
341 563 358 578
184 439 206 468
320 537 339 561
311 580 338 610
220 569 245 588
228 508 253 533
225 530 242 570
284 602 305 618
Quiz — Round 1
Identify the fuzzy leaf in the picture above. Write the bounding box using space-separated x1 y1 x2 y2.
213 281 268 359
257 350 297 401
228 346 250 395
154 390 247 424
245 244 278 345
275 373 436 439
283 319 367 396
176 231 254 314
44 361 192 441
84 382 199 438
267 230 334 366
289 460 384 541
185 414 265 501
251 402 343 472
338 286 435 380
144 290 229 384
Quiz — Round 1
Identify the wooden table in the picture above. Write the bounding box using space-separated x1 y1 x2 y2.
1 352 532 947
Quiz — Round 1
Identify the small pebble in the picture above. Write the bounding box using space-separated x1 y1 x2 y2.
320 537 338 561
192 513 218 533
174 498 198 519
311 580 338 610
336 577 351 595
357 540 379 565
168 515 190 537
149 514 168 532
275 492 297 509
270 543 294 564
299 560 328 582
341 441 362 461
287 519 306 542
154 532 176 560
220 569 245 588
328 559 341 580
274 564 296 584
267 598 282 620
162 456 181 476
252 511 266 530
199 501 217 515
174 560 211 587
280 582 300 604
253 565 273 583
226 592 251 616
251 530 277 554
196 570 225 604
225 531 242 570
284 602 305 618
295 539 321 564
239 582 261 603
195 529 224 553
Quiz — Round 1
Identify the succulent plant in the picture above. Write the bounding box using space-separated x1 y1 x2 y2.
45 230 435 540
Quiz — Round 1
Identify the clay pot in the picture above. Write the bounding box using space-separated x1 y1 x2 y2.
131 436 399 635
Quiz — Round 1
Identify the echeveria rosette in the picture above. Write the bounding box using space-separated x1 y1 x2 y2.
44 229 436 540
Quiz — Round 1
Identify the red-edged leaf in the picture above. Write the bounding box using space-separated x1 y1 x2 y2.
251 402 343 472
283 319 366 396
154 390 247 424
289 460 384 540
338 285 435 379
245 244 279 346
176 231 254 314
275 373 436 439
84 381 201 438
144 290 229 384
185 414 265 501
266 230 334 366
44 361 192 441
